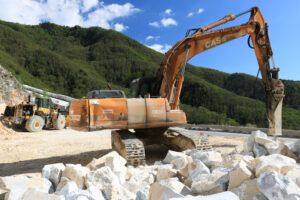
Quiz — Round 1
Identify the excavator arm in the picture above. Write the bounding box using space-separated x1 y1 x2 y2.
156 7 284 135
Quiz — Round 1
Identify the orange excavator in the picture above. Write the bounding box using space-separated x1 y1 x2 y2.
69 7 284 165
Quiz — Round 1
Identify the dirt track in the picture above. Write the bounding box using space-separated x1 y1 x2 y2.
0 128 245 176
0 129 112 176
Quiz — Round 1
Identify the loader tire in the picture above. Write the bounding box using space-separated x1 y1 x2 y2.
53 115 66 130
25 115 45 132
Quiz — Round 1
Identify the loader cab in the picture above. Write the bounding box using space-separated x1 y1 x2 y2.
35 97 51 115
130 77 157 98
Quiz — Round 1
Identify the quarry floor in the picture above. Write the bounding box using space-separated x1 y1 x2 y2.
1 128 294 176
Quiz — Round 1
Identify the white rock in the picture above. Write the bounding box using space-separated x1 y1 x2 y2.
153 161 163 166
254 154 296 176
222 154 254 169
64 186 105 200
1 176 53 200
228 162 252 190
125 166 155 190
60 164 89 189
156 164 177 181
135 189 149 200
234 144 244 154
56 181 78 196
176 156 196 178
105 154 127 184
42 163 65 189
117 186 136 200
171 157 188 171
1 188 8 200
86 151 124 170
254 136 274 146
185 160 210 186
253 194 268 200
244 130 267 152
85 166 120 200
170 191 240 200
159 178 191 196
183 149 198 156
190 151 222 169
163 150 187 164
191 167 229 195
21 189 64 200
86 186 105 200
285 166 300 187
253 143 267 158
287 139 300 155
257 171 300 200
231 179 261 200
149 181 184 200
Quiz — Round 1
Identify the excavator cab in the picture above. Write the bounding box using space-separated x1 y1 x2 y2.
129 77 158 98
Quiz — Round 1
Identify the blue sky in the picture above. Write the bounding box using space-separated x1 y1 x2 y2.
0 0 299 80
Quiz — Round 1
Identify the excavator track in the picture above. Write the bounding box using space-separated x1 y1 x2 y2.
112 130 146 166
167 127 212 151
112 128 212 166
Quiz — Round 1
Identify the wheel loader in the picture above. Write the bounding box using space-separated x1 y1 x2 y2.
2 96 67 132
69 7 284 165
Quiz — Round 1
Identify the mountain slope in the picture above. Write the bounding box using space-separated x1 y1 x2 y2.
0 20 299 129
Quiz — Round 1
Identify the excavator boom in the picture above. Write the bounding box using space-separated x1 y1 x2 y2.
155 6 284 135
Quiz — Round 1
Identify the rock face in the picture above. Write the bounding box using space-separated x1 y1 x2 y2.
0 65 28 106
253 154 296 176
42 163 65 189
257 171 300 200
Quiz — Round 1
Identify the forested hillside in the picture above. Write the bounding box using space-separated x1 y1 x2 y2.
0 20 299 129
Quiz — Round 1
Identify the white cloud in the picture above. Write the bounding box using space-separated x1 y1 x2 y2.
161 18 177 27
114 23 128 32
187 12 194 17
145 35 160 41
0 0 141 31
197 8 204 14
147 44 172 53
82 0 99 12
165 9 172 15
149 21 160 28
